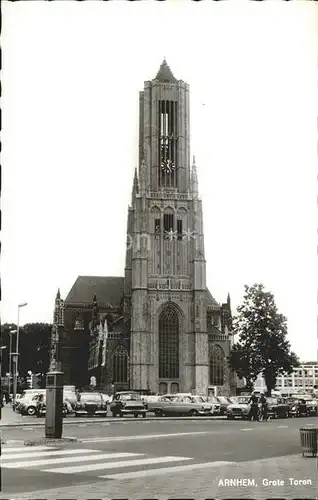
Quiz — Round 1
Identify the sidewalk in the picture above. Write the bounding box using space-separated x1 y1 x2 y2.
1 453 316 500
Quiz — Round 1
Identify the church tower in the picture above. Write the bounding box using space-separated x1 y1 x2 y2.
124 60 232 395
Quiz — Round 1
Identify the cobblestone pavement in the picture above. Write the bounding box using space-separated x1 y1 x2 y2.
0 453 316 500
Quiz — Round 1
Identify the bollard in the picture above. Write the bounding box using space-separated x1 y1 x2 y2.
45 371 64 439
299 427 318 457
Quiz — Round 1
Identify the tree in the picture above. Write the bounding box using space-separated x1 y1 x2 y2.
228 283 300 396
19 323 52 380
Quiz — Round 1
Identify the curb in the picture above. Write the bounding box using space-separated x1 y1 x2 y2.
0 415 226 428
1 437 79 445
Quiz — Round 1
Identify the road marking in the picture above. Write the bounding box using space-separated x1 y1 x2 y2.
240 428 253 431
1 448 99 460
1 452 142 469
82 431 215 443
277 425 288 428
43 456 192 474
1 446 55 454
102 422 110 426
99 460 235 480
77 424 87 427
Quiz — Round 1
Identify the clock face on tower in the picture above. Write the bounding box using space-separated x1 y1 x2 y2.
161 159 175 174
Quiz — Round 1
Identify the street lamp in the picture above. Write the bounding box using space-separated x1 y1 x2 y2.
8 329 17 398
12 302 28 409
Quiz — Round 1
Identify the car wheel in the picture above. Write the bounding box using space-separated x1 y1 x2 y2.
27 406 36 416
189 409 199 417
285 411 289 418
142 412 146 418
154 410 160 416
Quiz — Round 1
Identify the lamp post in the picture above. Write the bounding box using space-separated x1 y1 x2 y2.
8 330 17 399
12 302 28 409
0 346 7 414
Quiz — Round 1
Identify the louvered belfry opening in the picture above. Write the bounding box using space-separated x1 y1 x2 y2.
209 343 225 386
158 100 177 188
113 345 128 383
158 305 179 379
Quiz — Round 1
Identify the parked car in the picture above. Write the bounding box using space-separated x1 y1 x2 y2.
226 396 252 420
216 396 232 415
266 397 290 419
75 392 107 417
305 398 318 416
156 395 213 417
147 395 175 416
17 390 46 415
287 398 308 417
35 393 68 418
110 391 147 418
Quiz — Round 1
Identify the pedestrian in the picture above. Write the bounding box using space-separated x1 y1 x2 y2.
248 392 259 421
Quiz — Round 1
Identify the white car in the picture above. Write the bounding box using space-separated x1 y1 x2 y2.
226 396 251 420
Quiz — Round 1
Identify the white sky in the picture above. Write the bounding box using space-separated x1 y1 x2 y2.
2 1 317 362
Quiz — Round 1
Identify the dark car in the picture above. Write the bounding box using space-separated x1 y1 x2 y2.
287 398 308 417
36 393 68 418
217 396 232 415
110 391 147 418
75 392 107 417
266 397 290 419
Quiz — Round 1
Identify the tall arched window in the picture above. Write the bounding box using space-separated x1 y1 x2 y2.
159 305 179 379
209 343 225 386
113 345 128 383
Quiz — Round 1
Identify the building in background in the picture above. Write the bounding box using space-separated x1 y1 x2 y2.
254 361 318 395
54 60 235 396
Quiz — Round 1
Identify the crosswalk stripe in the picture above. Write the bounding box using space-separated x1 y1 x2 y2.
1 452 142 469
1 446 55 454
1 448 99 461
43 455 192 474
99 460 236 480
82 431 214 443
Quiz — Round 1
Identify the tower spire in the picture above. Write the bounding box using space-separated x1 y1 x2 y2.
155 59 177 82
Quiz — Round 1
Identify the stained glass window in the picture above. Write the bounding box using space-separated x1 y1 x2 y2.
159 305 179 379
209 343 225 386
113 345 128 383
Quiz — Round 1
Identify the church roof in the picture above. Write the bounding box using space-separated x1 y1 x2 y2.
65 276 124 306
155 59 177 82
205 288 219 307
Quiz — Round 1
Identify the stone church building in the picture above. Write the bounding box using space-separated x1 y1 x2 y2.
55 60 235 396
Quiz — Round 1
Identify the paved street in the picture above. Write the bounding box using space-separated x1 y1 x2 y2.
1 415 317 499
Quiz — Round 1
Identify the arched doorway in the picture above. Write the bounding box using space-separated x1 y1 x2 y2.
159 382 168 395
158 305 180 380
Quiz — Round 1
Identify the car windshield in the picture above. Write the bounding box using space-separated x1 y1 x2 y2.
208 396 219 403
118 393 141 401
190 396 205 403
236 397 250 404
79 394 101 402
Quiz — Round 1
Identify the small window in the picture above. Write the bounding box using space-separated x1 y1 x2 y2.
177 220 182 240
164 213 174 238
155 218 161 239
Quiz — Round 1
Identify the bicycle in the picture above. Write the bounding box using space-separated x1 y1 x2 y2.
258 405 271 421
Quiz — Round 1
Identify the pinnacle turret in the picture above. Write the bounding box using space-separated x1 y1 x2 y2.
191 155 198 197
131 168 139 201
